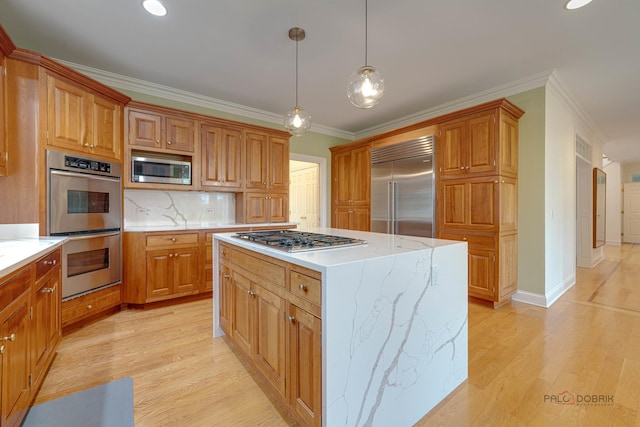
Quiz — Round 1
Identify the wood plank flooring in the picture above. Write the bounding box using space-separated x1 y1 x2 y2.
35 244 640 426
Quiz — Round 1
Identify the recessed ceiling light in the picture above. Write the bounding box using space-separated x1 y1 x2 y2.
564 0 593 10
142 0 167 16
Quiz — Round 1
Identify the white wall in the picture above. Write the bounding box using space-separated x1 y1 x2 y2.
604 160 622 244
544 86 577 301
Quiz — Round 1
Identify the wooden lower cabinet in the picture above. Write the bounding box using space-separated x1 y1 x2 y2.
333 206 370 231
0 247 63 427
61 285 122 329
219 242 321 427
146 247 199 299
289 303 322 427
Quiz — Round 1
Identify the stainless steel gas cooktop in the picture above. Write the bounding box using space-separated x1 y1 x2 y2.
234 230 366 252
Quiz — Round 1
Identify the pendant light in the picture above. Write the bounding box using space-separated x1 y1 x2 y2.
347 0 384 108
284 27 312 137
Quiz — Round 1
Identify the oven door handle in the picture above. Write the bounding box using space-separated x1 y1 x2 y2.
50 169 121 183
66 231 121 241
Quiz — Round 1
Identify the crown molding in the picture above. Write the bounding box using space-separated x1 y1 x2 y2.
546 70 605 145
355 70 554 139
56 59 355 141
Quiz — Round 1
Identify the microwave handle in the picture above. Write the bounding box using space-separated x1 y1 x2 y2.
50 169 121 183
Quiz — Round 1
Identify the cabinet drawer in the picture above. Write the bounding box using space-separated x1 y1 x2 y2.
35 248 61 280
232 250 285 288
146 233 198 248
219 243 232 263
439 232 495 247
290 270 321 306
62 285 121 327
0 265 32 314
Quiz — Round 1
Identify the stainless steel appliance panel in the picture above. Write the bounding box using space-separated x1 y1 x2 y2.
394 155 434 237
62 231 121 298
370 160 393 234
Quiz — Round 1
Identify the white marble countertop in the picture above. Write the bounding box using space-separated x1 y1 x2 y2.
214 227 465 271
124 222 298 232
0 237 68 279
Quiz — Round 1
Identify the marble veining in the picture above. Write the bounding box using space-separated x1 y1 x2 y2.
124 189 235 228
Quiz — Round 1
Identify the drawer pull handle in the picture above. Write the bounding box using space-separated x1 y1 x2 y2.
171 238 177 242
2 334 16 342
87 305 93 310
298 284 307 292
44 260 57 266
223 274 230 279
288 316 295 323
42 287 55 293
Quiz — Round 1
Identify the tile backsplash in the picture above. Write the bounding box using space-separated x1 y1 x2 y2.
124 190 235 228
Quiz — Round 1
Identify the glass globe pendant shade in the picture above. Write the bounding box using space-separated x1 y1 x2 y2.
284 106 311 137
347 65 385 108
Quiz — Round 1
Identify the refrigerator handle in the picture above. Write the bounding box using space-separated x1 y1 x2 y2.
387 181 393 234
392 181 398 234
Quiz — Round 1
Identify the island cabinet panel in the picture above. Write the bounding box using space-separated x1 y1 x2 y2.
1 299 30 427
289 303 322 427
216 242 322 427
436 99 523 307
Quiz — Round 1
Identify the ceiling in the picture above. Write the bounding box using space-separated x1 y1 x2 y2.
1 0 639 162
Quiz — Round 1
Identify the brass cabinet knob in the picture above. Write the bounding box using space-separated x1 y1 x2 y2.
248 290 256 297
460 166 465 170
223 274 230 279
288 316 295 323
44 259 57 265
87 305 93 310
169 253 174 258
171 237 177 242
167 140 172 145
42 287 55 293
0 345 4 354
298 284 307 292
2 333 16 342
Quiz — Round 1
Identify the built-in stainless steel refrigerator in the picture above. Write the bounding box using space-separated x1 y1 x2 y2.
370 135 435 237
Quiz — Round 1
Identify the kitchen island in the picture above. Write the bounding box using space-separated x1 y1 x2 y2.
213 228 468 427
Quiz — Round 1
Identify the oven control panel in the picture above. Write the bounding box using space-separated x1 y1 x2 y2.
64 155 112 174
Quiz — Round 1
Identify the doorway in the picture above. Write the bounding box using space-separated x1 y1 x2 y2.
576 151 592 267
289 154 326 229
623 182 640 243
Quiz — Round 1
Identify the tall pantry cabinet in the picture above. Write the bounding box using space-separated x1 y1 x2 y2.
436 99 523 307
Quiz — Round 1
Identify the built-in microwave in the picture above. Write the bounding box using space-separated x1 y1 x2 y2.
132 155 192 185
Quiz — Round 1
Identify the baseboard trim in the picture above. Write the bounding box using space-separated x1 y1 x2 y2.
512 275 576 308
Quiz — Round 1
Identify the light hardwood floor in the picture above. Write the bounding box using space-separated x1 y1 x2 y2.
35 244 640 426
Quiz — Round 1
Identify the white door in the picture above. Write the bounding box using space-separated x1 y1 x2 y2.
623 182 640 243
290 162 320 229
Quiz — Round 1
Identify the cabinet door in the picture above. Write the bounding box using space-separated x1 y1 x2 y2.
218 264 232 334
440 181 467 229
245 193 268 223
267 193 288 223
350 207 370 231
165 116 195 152
467 112 496 176
0 52 6 175
468 246 495 299
350 145 371 206
47 75 86 151
252 285 286 398
440 177 498 231
1 301 30 427
333 207 351 230
172 247 198 294
231 271 253 357
499 113 519 177
201 126 242 189
146 250 172 298
245 131 268 189
128 110 162 149
268 136 289 190
438 120 466 178
332 150 351 206
90 95 121 160
31 269 61 390
289 304 322 427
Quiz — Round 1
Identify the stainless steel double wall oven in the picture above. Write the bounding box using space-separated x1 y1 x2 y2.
47 150 122 299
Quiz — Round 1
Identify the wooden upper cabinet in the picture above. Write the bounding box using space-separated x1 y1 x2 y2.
201 124 242 190
244 131 289 191
127 108 195 154
332 144 370 207
438 111 496 179
46 74 122 160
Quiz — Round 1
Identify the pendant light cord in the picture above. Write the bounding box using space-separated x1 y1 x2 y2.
364 0 368 66
295 37 299 107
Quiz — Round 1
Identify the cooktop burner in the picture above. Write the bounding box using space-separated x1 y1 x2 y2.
234 230 366 252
